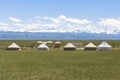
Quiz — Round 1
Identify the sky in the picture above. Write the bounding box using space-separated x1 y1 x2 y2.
0 0 120 34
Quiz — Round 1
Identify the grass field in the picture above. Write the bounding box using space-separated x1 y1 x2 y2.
0 40 120 80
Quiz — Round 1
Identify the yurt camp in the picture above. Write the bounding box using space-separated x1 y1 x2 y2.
38 43 49 50
84 42 97 50
6 42 21 51
64 43 76 50
97 42 112 50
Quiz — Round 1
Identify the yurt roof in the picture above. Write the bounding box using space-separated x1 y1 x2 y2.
38 43 49 49
64 43 76 48
42 42 47 44
37 41 42 43
8 42 20 48
47 41 53 44
98 42 112 47
55 41 61 44
85 42 97 48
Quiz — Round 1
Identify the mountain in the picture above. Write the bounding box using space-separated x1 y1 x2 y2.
0 31 120 40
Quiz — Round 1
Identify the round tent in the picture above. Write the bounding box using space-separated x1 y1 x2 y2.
47 41 53 48
47 41 53 44
7 42 21 51
97 42 112 50
54 41 61 48
38 43 49 50
37 41 43 44
64 43 76 50
84 42 97 50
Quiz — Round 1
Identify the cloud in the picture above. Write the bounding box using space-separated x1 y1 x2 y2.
99 18 120 27
0 22 10 31
10 15 92 33
0 22 9 26
9 17 22 23
43 15 91 24
98 18 120 34
0 15 120 34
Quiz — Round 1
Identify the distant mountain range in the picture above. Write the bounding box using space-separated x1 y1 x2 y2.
0 31 120 40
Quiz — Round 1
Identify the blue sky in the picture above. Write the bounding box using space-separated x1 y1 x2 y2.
0 0 120 34
1 0 120 19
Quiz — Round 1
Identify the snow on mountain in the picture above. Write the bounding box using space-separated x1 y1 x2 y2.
0 31 119 40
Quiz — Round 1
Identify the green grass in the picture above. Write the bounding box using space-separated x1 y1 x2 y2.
0 48 120 80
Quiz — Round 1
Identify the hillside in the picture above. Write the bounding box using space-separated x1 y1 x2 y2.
0 31 120 40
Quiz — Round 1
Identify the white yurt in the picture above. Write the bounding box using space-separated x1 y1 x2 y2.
64 43 76 50
7 42 21 51
54 41 61 48
84 42 97 50
37 41 43 44
97 42 112 50
47 41 53 44
38 43 49 50
47 41 53 48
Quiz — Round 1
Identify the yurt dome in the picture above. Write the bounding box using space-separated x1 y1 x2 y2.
7 42 21 51
38 43 49 50
64 43 76 50
97 42 112 50
84 42 97 50
54 41 61 48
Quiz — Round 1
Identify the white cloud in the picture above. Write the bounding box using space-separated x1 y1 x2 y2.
0 15 120 34
0 22 9 26
99 18 120 27
11 15 92 33
0 26 10 31
9 17 22 23
0 22 10 31
58 15 91 24
98 18 120 34
43 15 91 24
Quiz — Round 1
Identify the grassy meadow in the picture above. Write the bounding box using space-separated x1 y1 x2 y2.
0 40 120 80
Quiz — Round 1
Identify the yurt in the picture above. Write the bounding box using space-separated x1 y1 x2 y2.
54 41 61 48
64 43 76 50
38 43 49 50
84 42 97 50
6 42 21 51
37 41 42 44
42 42 47 44
47 41 53 48
97 42 112 50
47 41 53 44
